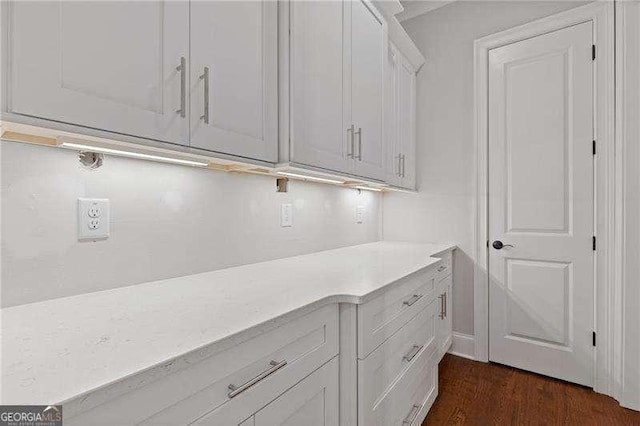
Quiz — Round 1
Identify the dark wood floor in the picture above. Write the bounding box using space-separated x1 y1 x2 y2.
423 354 640 425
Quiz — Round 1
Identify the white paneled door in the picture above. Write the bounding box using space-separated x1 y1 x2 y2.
488 22 594 386
10 1 189 145
190 0 278 162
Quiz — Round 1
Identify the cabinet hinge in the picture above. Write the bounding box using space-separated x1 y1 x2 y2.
593 236 596 251
592 45 596 60
593 140 596 155
593 331 597 347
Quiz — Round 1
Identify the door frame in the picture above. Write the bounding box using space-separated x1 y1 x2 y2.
473 1 617 398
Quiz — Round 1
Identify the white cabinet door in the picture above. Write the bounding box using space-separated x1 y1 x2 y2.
254 358 338 426
190 0 278 162
385 43 401 186
350 0 385 181
397 52 417 190
9 1 189 145
289 0 350 174
385 42 416 189
436 275 452 359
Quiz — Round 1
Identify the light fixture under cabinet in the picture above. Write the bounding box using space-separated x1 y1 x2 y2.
58 140 209 167
276 171 345 185
354 186 383 192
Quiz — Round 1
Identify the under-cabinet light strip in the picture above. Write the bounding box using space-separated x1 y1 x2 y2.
277 171 345 185
354 186 383 192
59 142 209 167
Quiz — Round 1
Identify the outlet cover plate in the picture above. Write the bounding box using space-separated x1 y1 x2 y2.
78 198 110 241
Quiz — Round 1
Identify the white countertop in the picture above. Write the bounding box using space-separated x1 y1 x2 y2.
1 241 454 410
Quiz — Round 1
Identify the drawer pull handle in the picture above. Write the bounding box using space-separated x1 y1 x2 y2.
437 265 447 272
227 359 287 398
403 345 423 362
403 294 423 307
402 404 421 425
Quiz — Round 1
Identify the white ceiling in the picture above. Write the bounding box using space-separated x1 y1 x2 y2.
396 1 457 22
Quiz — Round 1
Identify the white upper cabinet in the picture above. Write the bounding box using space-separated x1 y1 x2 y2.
289 0 350 174
349 0 386 181
189 1 278 162
287 0 386 181
385 42 417 190
9 1 189 145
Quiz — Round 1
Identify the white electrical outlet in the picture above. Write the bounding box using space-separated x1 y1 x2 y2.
78 198 110 241
356 206 365 224
281 203 293 227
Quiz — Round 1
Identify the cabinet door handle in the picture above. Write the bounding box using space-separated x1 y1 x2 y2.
402 344 423 362
403 294 423 307
401 154 406 177
355 127 362 160
439 294 445 319
402 404 421 426
444 291 447 318
200 67 210 124
396 154 402 176
176 57 186 118
227 359 287 398
437 265 447 272
347 125 355 158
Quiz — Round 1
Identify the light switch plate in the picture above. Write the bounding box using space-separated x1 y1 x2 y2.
78 198 110 241
281 203 293 227
356 206 365 224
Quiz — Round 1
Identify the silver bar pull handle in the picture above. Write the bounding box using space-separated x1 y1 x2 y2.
227 359 287 398
355 127 362 160
401 154 406 177
403 294 422 307
397 154 402 176
437 265 447 272
439 294 445 319
402 345 423 362
347 125 355 158
200 67 210 124
402 404 421 426
444 291 447 318
176 57 186 117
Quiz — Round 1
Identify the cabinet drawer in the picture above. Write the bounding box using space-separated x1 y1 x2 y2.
358 265 439 358
67 304 338 426
435 250 452 279
358 296 439 422
358 338 439 426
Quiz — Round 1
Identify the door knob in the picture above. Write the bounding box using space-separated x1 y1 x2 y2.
492 240 514 250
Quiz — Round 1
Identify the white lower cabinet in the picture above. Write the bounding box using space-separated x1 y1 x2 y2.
253 357 339 426
436 274 453 360
358 297 439 425
65 304 338 426
64 251 454 426
351 254 453 426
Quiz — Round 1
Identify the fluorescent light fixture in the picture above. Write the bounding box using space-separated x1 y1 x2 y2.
354 186 382 192
59 142 209 167
277 171 345 185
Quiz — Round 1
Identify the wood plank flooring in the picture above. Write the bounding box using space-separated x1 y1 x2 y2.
423 354 640 425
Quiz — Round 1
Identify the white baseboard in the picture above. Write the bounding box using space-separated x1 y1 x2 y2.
448 332 476 360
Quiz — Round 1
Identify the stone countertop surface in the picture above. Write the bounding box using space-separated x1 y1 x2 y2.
1 240 455 410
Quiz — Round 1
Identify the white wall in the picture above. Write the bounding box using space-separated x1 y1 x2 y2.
617 1 640 410
0 141 381 308
383 1 588 335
